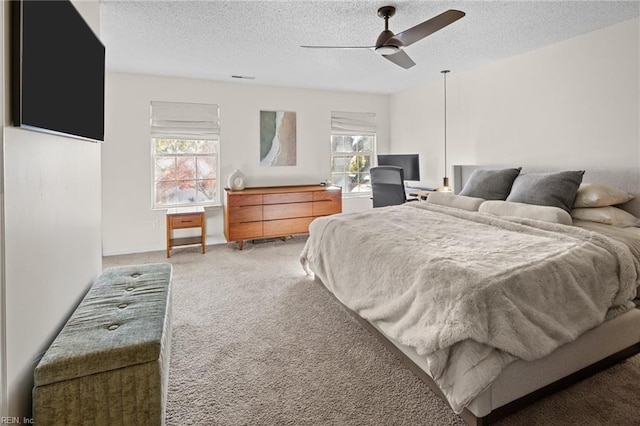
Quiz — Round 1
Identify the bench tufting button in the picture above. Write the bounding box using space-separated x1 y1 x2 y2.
125 286 135 291
118 303 128 309
107 324 119 331
131 273 141 278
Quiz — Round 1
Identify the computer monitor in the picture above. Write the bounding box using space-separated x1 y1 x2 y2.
377 154 420 181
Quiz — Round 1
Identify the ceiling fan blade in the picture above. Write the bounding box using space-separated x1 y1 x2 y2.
387 9 465 47
301 45 374 49
383 50 415 69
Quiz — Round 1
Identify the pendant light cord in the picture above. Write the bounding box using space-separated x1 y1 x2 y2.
444 72 447 176
441 70 450 185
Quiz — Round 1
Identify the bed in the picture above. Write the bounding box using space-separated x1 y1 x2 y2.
300 165 640 425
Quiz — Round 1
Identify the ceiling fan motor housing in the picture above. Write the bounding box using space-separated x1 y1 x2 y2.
375 30 401 54
375 6 401 54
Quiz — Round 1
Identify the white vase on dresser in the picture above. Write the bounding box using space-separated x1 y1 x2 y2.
227 169 246 190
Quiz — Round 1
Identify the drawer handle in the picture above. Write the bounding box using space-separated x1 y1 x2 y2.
180 220 192 223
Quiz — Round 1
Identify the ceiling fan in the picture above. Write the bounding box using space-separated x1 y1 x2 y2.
301 6 465 69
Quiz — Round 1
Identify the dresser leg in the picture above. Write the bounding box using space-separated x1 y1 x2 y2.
236 240 244 250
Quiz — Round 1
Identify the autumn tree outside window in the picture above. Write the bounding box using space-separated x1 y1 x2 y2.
150 102 220 208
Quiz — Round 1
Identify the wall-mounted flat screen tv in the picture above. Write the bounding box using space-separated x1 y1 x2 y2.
12 0 105 142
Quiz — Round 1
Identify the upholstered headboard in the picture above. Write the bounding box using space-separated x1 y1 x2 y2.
453 165 640 218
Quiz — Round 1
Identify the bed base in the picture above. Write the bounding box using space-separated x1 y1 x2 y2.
316 279 640 425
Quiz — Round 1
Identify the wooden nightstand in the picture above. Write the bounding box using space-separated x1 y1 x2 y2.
166 207 206 257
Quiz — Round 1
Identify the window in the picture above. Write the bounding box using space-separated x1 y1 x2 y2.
151 102 220 208
330 112 376 196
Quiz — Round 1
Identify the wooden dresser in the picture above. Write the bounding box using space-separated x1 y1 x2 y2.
224 185 342 249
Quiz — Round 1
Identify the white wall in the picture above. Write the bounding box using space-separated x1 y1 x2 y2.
0 0 5 416
3 0 103 417
102 74 389 255
390 17 640 190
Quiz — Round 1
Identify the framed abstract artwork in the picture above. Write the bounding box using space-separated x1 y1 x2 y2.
260 110 297 166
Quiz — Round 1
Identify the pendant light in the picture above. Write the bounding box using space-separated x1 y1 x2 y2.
439 69 452 192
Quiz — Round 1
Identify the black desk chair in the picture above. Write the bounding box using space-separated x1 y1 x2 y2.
371 166 415 208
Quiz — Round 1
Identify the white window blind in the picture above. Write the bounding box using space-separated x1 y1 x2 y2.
151 101 220 139
331 111 376 135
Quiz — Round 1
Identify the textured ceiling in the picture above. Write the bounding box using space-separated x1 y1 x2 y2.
100 1 640 95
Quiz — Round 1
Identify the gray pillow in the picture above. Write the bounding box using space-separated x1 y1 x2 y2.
458 168 522 200
506 170 585 213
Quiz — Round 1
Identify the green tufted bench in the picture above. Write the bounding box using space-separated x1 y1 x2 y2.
33 263 173 426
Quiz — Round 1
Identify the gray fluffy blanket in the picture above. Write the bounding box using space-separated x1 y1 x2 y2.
300 202 638 412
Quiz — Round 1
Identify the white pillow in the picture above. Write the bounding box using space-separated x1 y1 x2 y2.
571 206 640 227
426 193 484 211
573 183 634 208
479 200 573 225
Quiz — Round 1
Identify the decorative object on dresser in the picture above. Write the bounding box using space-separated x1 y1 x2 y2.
166 206 206 257
224 185 342 250
227 168 246 191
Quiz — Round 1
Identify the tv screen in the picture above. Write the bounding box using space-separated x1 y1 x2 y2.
377 154 421 181
12 0 105 142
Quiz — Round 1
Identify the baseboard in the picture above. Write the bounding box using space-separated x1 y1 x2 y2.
102 236 229 257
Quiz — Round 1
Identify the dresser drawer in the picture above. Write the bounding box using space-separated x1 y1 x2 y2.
263 192 313 205
227 205 263 224
170 213 202 229
313 190 341 202
227 194 263 207
313 199 342 216
228 222 263 240
263 217 314 237
263 202 313 221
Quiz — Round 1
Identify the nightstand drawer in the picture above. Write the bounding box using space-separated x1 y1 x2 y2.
170 214 202 229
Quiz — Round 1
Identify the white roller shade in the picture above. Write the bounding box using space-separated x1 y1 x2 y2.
151 101 220 139
331 111 376 135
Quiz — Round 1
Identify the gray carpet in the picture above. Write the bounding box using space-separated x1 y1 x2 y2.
103 237 640 425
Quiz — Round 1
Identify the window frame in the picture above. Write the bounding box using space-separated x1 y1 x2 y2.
150 136 221 210
330 132 376 197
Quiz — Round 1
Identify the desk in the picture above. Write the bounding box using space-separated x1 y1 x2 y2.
166 206 206 257
406 189 434 200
